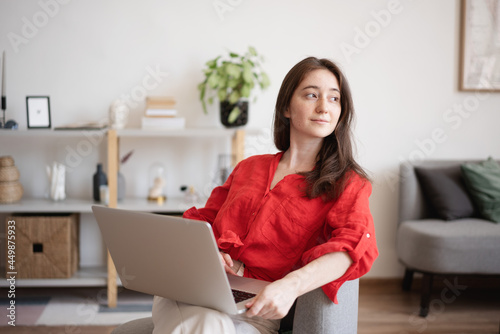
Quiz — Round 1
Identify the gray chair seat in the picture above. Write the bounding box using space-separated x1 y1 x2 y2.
397 219 500 274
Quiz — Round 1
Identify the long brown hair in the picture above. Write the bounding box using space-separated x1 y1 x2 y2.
273 57 369 201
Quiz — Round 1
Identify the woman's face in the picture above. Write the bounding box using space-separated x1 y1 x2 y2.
285 69 341 143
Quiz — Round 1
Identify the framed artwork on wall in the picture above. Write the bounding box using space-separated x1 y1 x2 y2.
459 0 500 91
26 96 51 129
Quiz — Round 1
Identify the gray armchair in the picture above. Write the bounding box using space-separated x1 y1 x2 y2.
111 279 359 334
397 160 500 317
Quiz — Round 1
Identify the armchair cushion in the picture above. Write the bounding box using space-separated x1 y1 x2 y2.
461 157 500 223
414 166 474 220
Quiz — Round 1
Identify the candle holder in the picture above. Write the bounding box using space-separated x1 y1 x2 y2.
0 51 18 130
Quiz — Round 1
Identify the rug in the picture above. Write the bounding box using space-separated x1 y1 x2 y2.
0 287 153 327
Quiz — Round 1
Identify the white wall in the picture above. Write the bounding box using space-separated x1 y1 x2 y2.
1 0 499 276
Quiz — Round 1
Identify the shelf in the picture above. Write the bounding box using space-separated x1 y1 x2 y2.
0 129 106 137
116 197 207 213
0 266 120 288
116 128 237 138
0 198 95 213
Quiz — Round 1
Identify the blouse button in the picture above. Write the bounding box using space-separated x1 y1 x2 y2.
366 233 371 238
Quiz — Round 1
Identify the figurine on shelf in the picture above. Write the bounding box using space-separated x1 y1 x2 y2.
46 162 66 201
148 176 166 204
148 162 166 204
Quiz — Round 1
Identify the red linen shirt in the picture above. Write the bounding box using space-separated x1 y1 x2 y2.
183 152 378 303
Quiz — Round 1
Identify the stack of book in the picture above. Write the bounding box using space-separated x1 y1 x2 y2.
142 96 186 130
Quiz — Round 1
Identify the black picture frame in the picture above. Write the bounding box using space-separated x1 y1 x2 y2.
26 96 51 129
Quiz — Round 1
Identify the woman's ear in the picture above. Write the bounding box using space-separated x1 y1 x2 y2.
284 108 291 118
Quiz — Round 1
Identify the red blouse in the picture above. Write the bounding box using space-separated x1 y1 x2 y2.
183 152 378 303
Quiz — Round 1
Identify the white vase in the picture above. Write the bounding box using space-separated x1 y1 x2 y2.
109 99 129 129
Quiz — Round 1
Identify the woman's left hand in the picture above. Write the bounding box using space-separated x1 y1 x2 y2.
244 277 299 319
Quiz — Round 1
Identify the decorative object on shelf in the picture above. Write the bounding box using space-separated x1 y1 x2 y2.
117 150 133 202
46 162 66 201
109 99 129 129
215 153 234 186
198 46 270 127
0 51 18 130
180 185 200 205
148 162 166 204
26 96 51 129
0 155 23 203
93 163 108 202
142 96 185 130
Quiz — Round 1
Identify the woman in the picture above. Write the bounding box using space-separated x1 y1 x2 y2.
152 57 378 334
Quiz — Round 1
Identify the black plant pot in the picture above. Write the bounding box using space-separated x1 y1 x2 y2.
220 100 248 128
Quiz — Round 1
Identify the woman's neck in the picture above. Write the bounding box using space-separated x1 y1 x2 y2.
281 140 322 173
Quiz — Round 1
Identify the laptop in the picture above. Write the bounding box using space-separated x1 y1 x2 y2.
91 205 270 314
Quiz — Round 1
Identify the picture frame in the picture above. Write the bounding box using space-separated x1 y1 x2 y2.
26 96 51 129
459 0 500 92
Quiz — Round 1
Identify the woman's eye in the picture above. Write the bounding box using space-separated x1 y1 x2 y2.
330 96 339 102
306 93 317 98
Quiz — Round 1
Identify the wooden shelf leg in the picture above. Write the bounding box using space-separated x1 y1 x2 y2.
231 129 245 166
106 129 119 308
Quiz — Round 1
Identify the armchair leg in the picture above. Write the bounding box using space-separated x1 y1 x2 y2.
419 273 433 317
402 269 414 291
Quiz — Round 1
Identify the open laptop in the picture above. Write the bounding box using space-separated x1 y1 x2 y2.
91 205 270 314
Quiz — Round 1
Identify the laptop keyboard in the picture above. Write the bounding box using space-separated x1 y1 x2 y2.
231 289 256 303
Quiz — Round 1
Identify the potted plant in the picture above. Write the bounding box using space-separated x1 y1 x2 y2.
198 46 270 127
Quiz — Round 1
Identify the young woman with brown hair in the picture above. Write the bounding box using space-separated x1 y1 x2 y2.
152 57 378 334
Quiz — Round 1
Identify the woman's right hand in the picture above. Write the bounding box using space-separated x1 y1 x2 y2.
219 252 242 275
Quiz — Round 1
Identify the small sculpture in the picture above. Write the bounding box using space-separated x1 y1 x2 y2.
109 99 129 129
47 162 66 201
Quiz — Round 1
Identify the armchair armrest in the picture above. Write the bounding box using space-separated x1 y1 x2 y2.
292 279 359 334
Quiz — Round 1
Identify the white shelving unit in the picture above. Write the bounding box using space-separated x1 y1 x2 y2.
0 128 248 307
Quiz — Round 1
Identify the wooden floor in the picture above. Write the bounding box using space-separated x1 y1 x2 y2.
2 277 499 334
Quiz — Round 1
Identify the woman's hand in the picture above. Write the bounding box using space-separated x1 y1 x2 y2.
219 252 243 275
244 277 299 319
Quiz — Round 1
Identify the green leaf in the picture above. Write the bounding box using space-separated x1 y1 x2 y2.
229 90 240 104
226 63 242 78
229 52 239 58
260 72 271 89
206 56 220 69
207 72 220 89
218 89 227 101
241 83 251 98
248 46 257 56
228 106 241 123
208 97 214 105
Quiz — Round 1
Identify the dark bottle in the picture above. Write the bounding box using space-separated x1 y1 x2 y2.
93 163 107 202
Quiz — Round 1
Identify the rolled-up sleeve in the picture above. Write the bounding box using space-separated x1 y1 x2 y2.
300 175 378 303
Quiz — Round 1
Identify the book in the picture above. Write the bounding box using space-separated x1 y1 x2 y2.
144 108 178 117
146 96 176 109
141 117 185 130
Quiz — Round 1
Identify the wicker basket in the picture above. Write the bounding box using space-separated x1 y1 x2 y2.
0 156 14 167
0 181 23 203
5 214 79 278
0 166 20 182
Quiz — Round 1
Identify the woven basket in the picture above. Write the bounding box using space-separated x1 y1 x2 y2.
0 166 20 182
0 156 14 167
0 181 23 203
5 214 79 278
